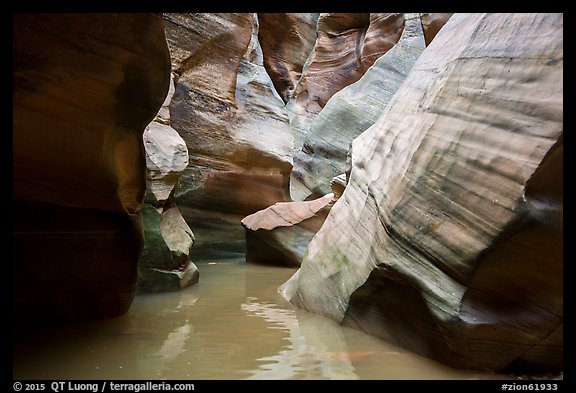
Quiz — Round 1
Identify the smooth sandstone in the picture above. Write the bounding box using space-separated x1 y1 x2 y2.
281 13 563 373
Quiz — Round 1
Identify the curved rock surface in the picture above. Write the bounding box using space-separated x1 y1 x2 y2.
13 13 171 319
143 76 189 203
165 13 294 217
241 192 335 267
287 13 405 148
242 173 346 267
420 13 453 46
290 13 426 200
280 13 563 373
257 13 320 103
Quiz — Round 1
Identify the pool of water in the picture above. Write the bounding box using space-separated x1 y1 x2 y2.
14 259 519 380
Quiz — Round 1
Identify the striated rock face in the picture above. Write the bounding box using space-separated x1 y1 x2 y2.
287 13 406 148
140 75 199 292
242 13 425 264
165 13 294 217
293 13 405 111
257 13 320 103
280 13 563 373
13 13 171 319
290 13 426 200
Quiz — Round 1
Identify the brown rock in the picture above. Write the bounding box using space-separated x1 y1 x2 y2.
257 13 320 103
165 13 252 106
281 13 563 373
13 13 169 213
420 13 453 46
165 13 294 217
287 13 405 149
301 13 405 108
289 13 426 200
13 13 171 319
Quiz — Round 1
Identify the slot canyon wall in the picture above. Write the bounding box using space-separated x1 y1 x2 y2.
279 13 563 373
164 13 440 261
157 12 563 373
13 12 562 375
163 13 298 260
13 13 171 319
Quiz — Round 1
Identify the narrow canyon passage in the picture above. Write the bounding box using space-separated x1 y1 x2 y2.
13 259 514 380
13 12 563 381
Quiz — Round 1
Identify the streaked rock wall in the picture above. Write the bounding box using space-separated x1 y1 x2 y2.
290 13 426 200
280 13 563 373
165 13 294 217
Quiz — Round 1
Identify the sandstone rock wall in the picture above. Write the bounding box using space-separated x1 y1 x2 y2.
257 13 320 103
241 13 427 267
165 13 294 218
286 13 406 149
290 13 426 200
420 13 453 46
13 13 171 319
280 13 563 373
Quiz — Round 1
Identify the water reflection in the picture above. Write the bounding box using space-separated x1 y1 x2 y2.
242 297 357 379
13 260 515 380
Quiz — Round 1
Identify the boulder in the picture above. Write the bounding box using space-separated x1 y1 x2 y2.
139 204 199 292
242 174 347 267
242 193 335 267
140 74 199 292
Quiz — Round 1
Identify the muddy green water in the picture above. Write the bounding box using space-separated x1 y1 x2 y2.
14 259 516 380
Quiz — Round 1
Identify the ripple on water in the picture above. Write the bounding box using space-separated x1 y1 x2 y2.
14 260 521 380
